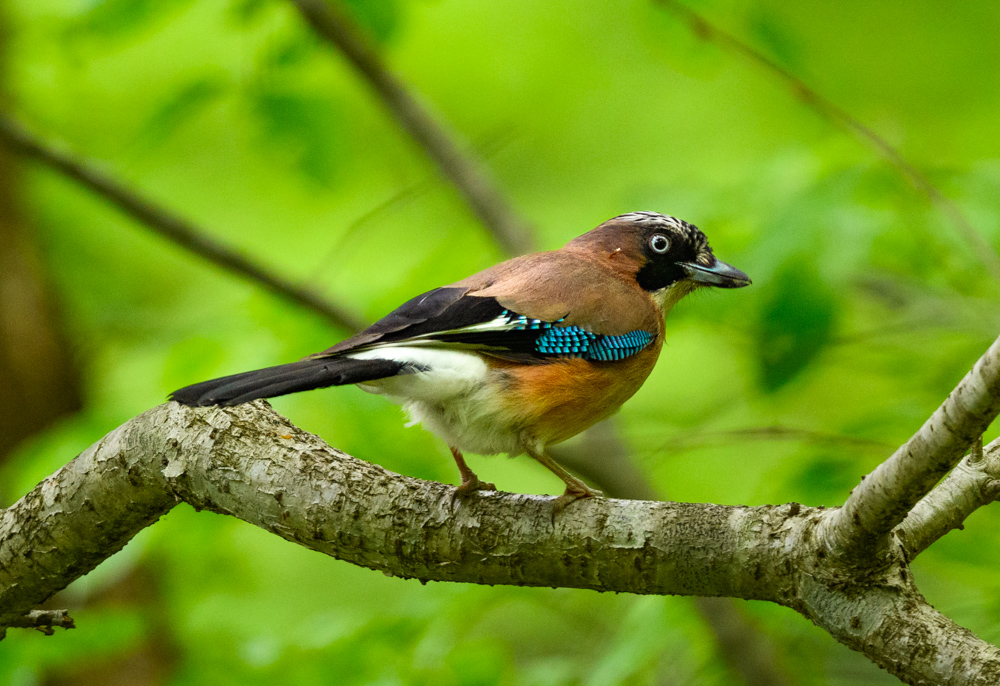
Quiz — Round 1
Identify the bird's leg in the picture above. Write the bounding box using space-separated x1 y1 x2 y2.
450 446 496 499
526 447 604 516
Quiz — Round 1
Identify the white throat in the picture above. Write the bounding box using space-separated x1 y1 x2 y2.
651 280 696 313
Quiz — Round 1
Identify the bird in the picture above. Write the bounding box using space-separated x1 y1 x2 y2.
171 211 750 510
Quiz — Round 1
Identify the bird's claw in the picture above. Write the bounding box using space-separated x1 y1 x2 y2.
550 486 604 522
451 477 497 506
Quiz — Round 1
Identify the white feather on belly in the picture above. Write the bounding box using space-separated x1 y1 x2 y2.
348 347 522 455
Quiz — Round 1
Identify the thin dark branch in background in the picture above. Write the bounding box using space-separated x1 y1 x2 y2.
0 113 365 333
648 425 895 456
0 142 83 468
692 597 793 686
656 0 1000 283
289 0 535 255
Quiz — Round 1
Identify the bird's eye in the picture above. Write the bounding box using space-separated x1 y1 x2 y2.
649 234 670 254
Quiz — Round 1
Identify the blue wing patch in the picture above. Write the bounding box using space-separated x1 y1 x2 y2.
537 327 654 361
502 310 653 361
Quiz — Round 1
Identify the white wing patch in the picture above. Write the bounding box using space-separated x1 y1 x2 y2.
348 347 489 403
385 313 522 347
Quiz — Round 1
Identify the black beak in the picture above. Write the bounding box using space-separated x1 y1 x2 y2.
682 259 751 289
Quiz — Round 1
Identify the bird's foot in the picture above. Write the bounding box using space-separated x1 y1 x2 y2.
551 485 604 521
451 476 497 505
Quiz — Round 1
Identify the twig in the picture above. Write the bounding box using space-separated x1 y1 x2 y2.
307 177 428 282
288 0 534 256
0 113 366 333
819 334 1000 560
4 609 76 638
656 0 1000 283
308 128 522 281
899 436 1000 558
649 424 893 456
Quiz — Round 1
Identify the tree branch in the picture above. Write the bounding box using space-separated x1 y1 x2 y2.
3 14 997 675
4 400 1000 683
819 334 1000 561
0 113 365 332
655 0 1000 283
0 401 797 629
798 577 1000 685
899 436 1000 558
288 0 534 255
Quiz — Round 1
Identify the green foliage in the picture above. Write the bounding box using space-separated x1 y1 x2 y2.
68 0 196 41
3 0 1000 684
229 0 272 27
247 86 344 184
342 0 405 44
745 8 803 70
755 257 837 392
138 74 230 148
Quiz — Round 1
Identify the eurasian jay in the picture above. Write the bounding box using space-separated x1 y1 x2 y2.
172 211 750 509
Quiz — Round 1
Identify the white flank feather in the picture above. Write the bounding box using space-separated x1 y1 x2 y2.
347 346 520 455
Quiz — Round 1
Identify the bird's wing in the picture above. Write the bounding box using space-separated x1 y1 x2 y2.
318 286 476 356
314 265 657 364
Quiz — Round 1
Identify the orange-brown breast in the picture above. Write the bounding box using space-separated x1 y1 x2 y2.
487 336 664 447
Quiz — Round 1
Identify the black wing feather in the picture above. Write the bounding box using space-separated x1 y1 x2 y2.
171 357 408 407
315 288 512 357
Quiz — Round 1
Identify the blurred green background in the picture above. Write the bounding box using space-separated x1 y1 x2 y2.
1 0 999 684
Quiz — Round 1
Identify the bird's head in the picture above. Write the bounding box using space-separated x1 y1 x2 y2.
567 211 751 309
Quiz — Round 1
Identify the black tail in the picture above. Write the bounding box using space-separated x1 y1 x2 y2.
170 357 406 407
